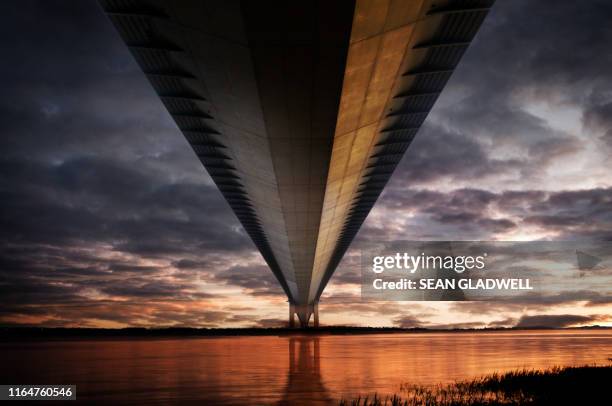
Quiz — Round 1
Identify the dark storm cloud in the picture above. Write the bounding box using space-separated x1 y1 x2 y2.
0 155 253 318
0 1 167 160
0 246 218 316
583 97 612 149
440 0 612 116
464 0 612 90
0 157 252 254
526 188 612 235
213 265 285 297
370 187 612 240
0 0 251 258
328 268 361 286
392 125 521 186
322 251 362 286
387 0 612 190
174 259 209 270
0 1 273 326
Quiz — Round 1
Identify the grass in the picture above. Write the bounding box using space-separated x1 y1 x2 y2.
339 365 612 405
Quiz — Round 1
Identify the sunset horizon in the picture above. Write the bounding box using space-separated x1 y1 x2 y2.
2 0 611 330
1 0 611 404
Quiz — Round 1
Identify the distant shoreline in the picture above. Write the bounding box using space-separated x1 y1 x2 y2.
1 325 609 341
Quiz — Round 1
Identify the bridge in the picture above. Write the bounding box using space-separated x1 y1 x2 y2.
100 0 494 327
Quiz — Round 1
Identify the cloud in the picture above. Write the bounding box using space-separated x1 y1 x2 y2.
583 96 612 149
0 0 611 328
213 264 285 297
450 290 612 316
393 125 521 187
0 157 253 253
368 186 612 241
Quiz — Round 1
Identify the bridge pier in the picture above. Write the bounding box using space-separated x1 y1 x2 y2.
289 303 296 328
289 302 319 328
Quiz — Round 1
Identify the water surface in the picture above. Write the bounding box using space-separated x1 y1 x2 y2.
1 330 610 405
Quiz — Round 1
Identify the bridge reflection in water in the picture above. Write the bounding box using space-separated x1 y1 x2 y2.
2 332 610 404
278 337 333 406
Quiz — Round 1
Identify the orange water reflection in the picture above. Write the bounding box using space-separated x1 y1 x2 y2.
1 330 610 405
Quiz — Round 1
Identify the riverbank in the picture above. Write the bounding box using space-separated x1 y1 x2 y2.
1 325 609 340
340 365 612 405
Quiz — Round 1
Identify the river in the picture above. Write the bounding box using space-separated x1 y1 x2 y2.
1 330 610 405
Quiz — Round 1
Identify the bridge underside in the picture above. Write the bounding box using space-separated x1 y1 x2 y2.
100 0 494 326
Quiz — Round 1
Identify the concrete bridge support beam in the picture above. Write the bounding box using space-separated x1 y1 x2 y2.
289 302 319 328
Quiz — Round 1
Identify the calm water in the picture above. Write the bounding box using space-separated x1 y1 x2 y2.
1 330 611 405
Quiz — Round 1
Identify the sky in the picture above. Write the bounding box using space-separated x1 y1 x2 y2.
0 0 611 329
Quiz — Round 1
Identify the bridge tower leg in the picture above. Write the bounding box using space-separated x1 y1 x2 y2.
289 303 296 328
289 302 319 328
